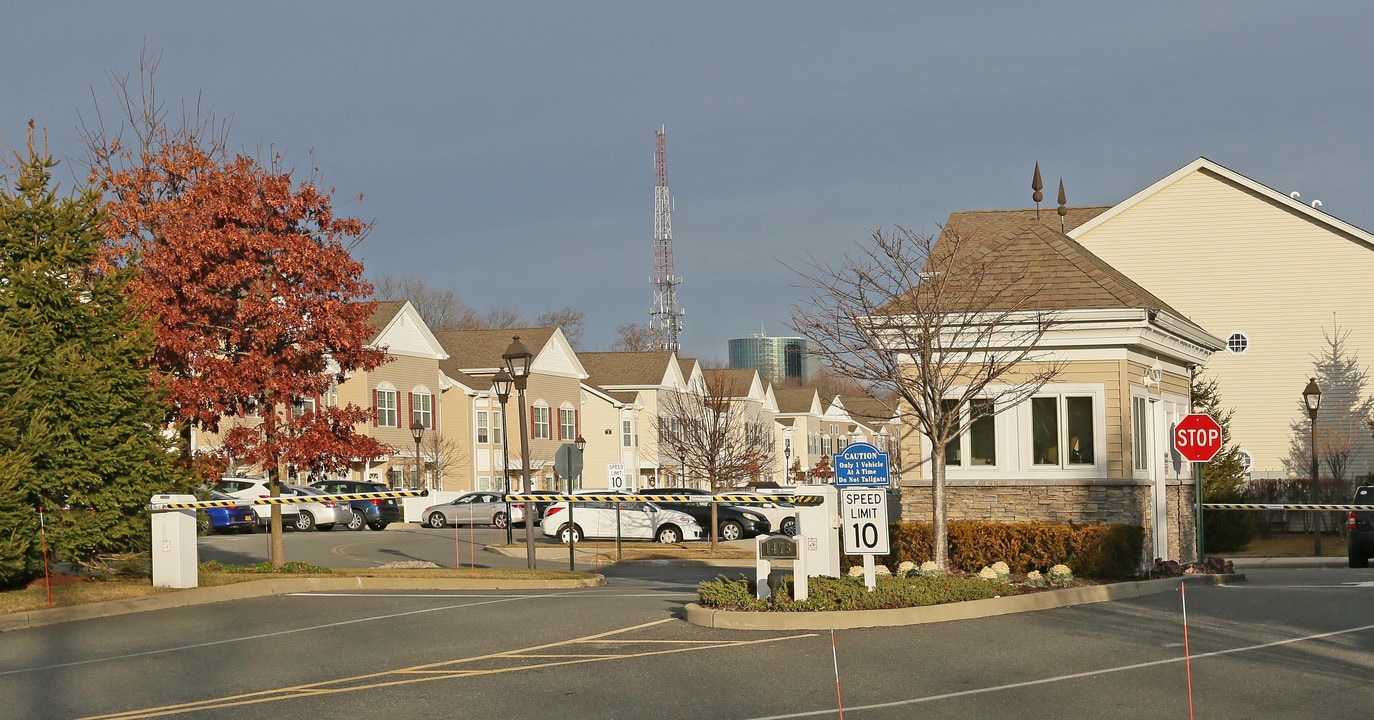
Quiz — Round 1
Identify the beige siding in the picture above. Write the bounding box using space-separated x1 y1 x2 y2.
1078 168 1374 476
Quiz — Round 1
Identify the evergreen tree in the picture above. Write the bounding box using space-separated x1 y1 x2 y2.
1193 374 1255 552
0 130 191 583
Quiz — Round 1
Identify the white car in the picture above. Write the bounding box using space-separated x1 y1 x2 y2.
718 492 799 536
541 492 703 544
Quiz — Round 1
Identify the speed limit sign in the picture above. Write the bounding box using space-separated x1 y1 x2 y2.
840 488 890 555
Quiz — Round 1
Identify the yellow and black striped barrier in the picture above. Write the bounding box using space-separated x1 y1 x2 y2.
1202 503 1368 511
504 493 824 506
148 489 429 511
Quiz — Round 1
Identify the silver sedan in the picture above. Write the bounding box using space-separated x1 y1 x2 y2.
421 492 522 529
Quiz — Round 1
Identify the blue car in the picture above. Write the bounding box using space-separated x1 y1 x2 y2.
199 491 257 535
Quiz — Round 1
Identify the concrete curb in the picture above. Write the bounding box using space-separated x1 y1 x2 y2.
683 573 1244 630
0 574 604 633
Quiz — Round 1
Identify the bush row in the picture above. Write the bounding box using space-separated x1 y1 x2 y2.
697 573 1019 612
842 520 1143 579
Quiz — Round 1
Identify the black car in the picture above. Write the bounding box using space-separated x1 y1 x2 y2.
308 480 403 531
1348 485 1374 567
638 488 771 541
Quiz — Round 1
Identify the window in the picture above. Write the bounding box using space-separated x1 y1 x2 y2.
1227 332 1249 354
622 419 634 447
822 436 833 456
560 407 576 440
946 398 996 467
476 411 489 444
532 405 550 439
376 389 398 427
411 392 432 429
1238 450 1253 473
492 410 504 445
1032 395 1096 467
1132 396 1149 472
293 396 316 418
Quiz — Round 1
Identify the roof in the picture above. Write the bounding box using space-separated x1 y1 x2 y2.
773 387 820 414
927 215 1185 316
366 300 408 344
433 327 557 376
841 396 898 426
577 351 677 387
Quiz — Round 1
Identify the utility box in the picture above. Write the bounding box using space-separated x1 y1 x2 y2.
150 494 198 588
793 484 840 578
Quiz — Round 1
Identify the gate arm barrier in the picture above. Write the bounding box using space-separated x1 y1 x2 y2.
1201 502 1366 511
148 489 429 511
504 493 824 506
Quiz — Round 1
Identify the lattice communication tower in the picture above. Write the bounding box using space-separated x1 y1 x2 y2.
649 126 684 352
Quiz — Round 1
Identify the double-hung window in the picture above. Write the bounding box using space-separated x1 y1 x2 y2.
1032 395 1095 467
622 419 634 447
492 410 503 445
532 405 551 439
411 392 432 430
375 389 398 427
559 408 576 440
1132 396 1149 473
476 411 489 444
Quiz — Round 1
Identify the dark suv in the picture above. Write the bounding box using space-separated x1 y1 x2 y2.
1348 485 1374 567
638 488 771 541
308 480 403 531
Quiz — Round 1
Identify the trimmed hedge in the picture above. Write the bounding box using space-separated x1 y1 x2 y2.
697 573 1019 612
841 520 1143 579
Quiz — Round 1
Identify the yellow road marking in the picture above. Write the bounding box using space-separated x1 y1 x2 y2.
81 619 816 720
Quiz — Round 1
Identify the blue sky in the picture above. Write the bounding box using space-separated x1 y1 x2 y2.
5 2 1373 361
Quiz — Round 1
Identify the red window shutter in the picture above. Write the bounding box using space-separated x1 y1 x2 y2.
372 389 378 427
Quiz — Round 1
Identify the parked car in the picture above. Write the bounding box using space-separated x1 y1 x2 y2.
214 477 299 528
308 479 403 531
509 489 564 527
638 488 772 541
541 492 703 543
198 491 257 535
422 491 523 529
1349 485 1374 567
718 491 798 536
289 485 353 531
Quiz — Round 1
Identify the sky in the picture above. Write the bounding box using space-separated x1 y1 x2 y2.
6 2 1374 362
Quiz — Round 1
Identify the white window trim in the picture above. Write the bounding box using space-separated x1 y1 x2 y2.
1226 331 1249 355
376 385 399 428
932 383 1107 478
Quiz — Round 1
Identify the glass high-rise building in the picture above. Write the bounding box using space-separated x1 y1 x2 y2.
728 336 818 386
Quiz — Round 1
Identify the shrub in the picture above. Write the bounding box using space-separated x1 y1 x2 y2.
696 574 1019 612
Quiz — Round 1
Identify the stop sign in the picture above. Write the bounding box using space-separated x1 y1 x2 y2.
1173 413 1223 462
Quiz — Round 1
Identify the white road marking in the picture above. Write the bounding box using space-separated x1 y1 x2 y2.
743 621 1374 719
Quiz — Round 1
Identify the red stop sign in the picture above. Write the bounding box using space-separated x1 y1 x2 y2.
1174 413 1223 462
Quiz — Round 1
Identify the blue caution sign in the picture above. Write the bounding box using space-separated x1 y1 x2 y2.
833 442 890 487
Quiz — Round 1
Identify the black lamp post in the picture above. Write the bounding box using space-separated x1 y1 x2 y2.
1304 378 1323 555
492 368 514 545
503 336 537 569
784 446 791 485
564 434 587 571
409 421 425 490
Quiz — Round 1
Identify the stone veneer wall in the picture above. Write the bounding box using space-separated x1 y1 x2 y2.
897 479 1198 563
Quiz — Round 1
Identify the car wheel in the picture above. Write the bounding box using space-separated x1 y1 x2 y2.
719 521 743 542
558 525 583 543
1350 551 1369 569
368 522 388 531
656 525 682 544
198 518 211 535
780 517 798 536
294 511 316 531
347 509 366 531
493 511 509 529
427 512 447 529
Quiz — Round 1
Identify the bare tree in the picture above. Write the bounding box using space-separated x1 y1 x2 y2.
422 430 469 490
536 306 585 348
787 224 1063 568
609 322 656 352
372 273 483 331
656 372 775 548
484 307 525 329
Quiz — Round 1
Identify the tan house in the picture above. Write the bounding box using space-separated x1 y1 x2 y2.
576 351 692 488
433 327 586 493
895 221 1223 562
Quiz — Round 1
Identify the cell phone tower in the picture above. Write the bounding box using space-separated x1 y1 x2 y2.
649 126 684 352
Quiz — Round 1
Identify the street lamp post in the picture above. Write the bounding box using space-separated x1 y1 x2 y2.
503 336 538 569
409 421 425 490
784 446 791 485
1304 378 1323 556
492 368 515 546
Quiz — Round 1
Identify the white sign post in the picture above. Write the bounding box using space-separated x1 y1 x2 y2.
607 463 626 491
840 487 890 590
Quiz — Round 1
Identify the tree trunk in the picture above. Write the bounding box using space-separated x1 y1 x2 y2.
269 459 286 570
709 499 720 551
930 441 948 569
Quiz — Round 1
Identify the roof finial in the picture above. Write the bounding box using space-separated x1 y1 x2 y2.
1032 162 1044 220
1057 178 1068 233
